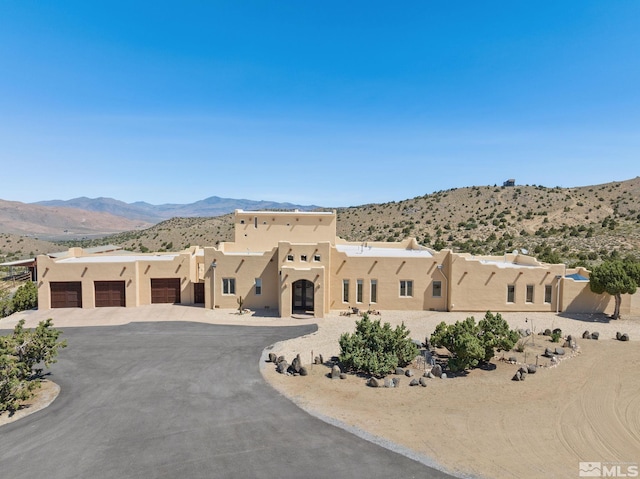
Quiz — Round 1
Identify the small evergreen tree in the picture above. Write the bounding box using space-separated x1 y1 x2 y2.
589 259 640 319
339 314 418 377
430 311 518 372
0 319 66 412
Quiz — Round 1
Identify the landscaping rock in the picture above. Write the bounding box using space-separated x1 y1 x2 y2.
426 371 435 379
553 328 562 336
512 371 522 381
319 354 324 364
544 329 552 336
555 347 565 356
550 356 558 364
419 377 428 387
392 377 401 388
368 377 381 388
544 348 554 358
441 373 447 379
331 365 342 379
268 352 277 363
277 355 286 364
395 367 405 375
616 332 622 340
431 364 443 378
508 356 517 363
339 373 347 380
276 361 289 374
384 378 393 388
410 378 419 386
582 330 591 339
299 367 308 376
620 333 630 341
591 332 599 340
527 364 537 374
291 355 302 373
405 369 414 378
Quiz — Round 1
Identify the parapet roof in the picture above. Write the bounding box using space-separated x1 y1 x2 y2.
235 209 334 216
336 244 433 258
57 254 179 264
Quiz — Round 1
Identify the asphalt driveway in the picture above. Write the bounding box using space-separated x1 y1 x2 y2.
0 321 456 479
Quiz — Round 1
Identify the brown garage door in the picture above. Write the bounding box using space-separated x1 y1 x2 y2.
50 282 83 308
151 278 181 304
95 281 126 307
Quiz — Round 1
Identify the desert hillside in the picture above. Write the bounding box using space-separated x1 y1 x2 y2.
2 178 639 266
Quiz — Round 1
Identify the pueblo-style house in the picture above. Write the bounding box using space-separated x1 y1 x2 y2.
35 210 637 317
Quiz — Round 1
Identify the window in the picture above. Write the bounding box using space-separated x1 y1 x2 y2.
507 285 515 303
255 278 262 295
432 280 442 298
313 254 321 262
400 280 413 297
254 217 258 228
286 254 294 262
240 220 245 225
356 279 363 303
370 279 378 303
544 284 553 303
342 279 349 303
526 285 534 303
222 278 236 295
300 255 307 262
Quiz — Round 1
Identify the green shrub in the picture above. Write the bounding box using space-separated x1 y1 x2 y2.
430 311 519 373
339 314 418 377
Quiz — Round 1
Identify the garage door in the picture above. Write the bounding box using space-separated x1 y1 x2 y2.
95 281 126 307
151 278 181 304
50 282 83 308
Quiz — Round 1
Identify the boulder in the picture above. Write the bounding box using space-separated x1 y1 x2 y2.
555 347 565 356
384 378 393 388
591 332 599 340
419 377 428 387
508 356 517 363
582 330 591 339
268 352 277 363
405 369 414 378
331 365 342 379
620 333 630 341
395 367 405 375
544 329 552 336
299 367 308 376
616 332 622 340
512 371 522 381
410 378 419 386
368 377 381 388
277 355 286 364
544 348 554 358
276 361 289 374
527 364 537 374
291 355 302 373
392 377 401 388
431 364 443 378
426 371 435 379
441 373 447 379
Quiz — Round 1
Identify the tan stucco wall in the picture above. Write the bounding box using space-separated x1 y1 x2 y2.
448 254 564 312
233 210 336 251
37 248 201 308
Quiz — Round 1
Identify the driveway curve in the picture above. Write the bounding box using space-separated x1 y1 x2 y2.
0 322 456 479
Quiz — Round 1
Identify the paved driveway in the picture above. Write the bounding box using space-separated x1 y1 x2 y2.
1 321 456 479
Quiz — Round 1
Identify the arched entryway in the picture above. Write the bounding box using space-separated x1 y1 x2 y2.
292 279 314 313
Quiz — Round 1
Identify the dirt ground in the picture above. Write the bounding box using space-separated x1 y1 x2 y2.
0 380 60 426
262 311 640 479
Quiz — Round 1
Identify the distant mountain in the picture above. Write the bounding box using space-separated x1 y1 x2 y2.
34 196 321 222
0 199 152 240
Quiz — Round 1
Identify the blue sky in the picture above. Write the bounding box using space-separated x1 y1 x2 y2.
1 2 638 207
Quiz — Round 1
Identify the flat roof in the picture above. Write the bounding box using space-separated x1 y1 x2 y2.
478 259 538 269
58 254 179 264
335 244 433 258
235 209 333 216
0 258 35 267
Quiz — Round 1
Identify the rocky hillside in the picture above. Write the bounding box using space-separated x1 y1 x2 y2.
3 178 639 267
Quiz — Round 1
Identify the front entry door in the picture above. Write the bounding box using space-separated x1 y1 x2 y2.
292 280 314 313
